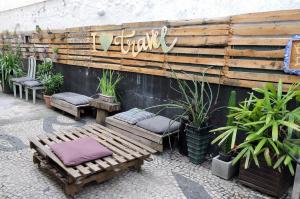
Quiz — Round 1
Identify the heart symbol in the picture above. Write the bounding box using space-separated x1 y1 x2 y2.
99 33 113 52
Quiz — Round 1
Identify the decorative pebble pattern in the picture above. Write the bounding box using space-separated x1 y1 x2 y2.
0 93 291 199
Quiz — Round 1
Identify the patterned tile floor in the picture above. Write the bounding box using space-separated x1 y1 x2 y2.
0 92 291 199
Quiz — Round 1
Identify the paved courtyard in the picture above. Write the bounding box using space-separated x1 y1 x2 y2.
0 92 291 199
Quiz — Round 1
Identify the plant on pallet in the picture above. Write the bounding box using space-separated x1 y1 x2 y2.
210 80 300 197
0 45 23 93
211 90 238 180
97 70 122 103
37 59 63 107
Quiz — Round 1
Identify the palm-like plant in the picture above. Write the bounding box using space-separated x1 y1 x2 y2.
0 45 23 91
211 80 300 175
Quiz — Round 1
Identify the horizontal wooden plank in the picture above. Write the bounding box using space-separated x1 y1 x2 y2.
228 59 283 70
229 37 289 46
232 9 300 23
167 24 229 36
227 49 284 58
227 71 300 84
167 16 230 27
232 23 300 36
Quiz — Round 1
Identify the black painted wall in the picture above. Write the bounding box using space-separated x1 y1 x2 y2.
53 63 252 129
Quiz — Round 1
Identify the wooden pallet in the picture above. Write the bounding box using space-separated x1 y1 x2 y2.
105 116 178 152
28 123 155 196
50 97 90 120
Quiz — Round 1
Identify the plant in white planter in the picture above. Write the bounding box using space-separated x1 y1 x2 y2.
211 90 238 180
97 70 121 103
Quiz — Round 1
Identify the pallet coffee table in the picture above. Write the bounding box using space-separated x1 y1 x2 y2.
28 123 155 196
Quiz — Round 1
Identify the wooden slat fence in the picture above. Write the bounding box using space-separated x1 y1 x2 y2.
1 9 300 89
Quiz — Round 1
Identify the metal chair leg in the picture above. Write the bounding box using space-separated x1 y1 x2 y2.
33 89 36 104
25 87 29 101
13 83 16 97
19 84 22 99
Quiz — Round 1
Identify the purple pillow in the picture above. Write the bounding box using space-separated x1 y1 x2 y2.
50 137 113 166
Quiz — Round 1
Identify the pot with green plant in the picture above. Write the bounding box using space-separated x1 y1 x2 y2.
0 45 23 93
210 80 300 197
148 70 214 164
97 70 121 103
37 60 63 107
211 90 238 180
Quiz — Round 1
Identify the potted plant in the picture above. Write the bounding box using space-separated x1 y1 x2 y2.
0 45 23 93
37 59 63 107
210 80 300 197
97 70 121 103
211 90 238 180
51 47 59 62
149 71 214 164
42 73 63 107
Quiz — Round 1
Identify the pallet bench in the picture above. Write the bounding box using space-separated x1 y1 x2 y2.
28 123 155 196
50 97 90 120
105 116 178 152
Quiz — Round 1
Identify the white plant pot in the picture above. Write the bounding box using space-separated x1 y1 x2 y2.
211 155 238 180
99 93 115 103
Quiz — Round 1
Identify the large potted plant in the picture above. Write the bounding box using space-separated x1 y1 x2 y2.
0 45 23 93
97 70 121 103
37 60 63 107
150 71 214 164
211 80 300 197
211 90 238 180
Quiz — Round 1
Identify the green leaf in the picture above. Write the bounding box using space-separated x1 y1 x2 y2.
288 163 295 176
254 138 267 155
268 139 280 155
232 147 248 166
277 79 282 100
210 126 233 133
273 155 285 169
264 148 272 166
244 150 251 169
279 121 300 132
284 156 292 166
272 121 278 141
231 127 237 149
256 123 272 135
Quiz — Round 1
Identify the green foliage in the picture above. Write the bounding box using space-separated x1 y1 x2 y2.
220 90 237 154
52 47 59 54
211 80 300 175
148 69 214 129
0 45 23 91
97 70 121 97
37 59 52 79
42 73 64 95
37 59 63 95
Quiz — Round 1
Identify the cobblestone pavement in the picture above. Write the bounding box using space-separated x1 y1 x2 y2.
0 93 291 199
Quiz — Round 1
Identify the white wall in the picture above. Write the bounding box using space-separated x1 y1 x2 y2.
0 0 300 32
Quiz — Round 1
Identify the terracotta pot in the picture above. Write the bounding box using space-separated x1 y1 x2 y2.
43 95 52 108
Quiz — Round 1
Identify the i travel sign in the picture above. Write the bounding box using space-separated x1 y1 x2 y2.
91 26 177 57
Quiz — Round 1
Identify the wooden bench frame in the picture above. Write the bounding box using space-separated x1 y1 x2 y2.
29 123 155 197
105 116 178 152
50 97 90 120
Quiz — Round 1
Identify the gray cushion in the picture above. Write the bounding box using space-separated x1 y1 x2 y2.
23 80 42 87
52 92 92 106
11 76 34 83
136 115 180 134
113 108 155 125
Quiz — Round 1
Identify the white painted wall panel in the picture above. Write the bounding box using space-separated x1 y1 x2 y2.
0 0 300 32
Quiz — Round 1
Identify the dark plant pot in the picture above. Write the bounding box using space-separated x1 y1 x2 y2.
239 159 293 197
219 151 232 162
186 125 211 164
178 118 188 156
43 95 52 108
